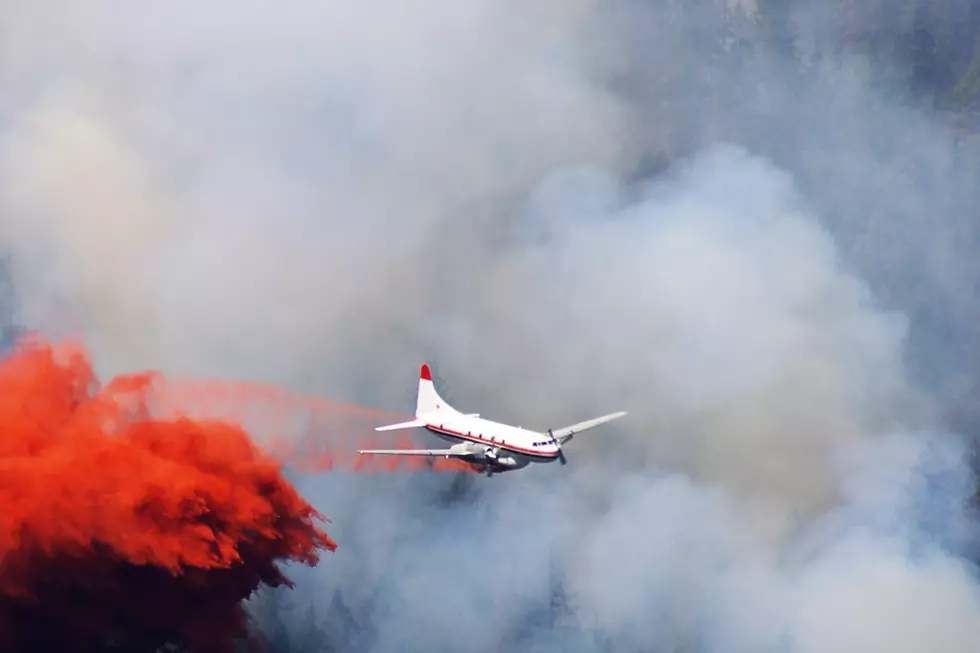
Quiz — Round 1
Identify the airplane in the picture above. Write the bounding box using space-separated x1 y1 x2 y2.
357 364 627 477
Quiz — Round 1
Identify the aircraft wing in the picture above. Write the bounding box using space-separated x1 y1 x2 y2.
357 448 464 457
375 419 428 432
549 410 628 444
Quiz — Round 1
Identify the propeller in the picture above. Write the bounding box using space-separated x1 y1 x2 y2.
547 428 567 465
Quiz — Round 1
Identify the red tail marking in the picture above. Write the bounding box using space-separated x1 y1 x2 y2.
420 364 432 381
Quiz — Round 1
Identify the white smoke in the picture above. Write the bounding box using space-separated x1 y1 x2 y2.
0 0 978 651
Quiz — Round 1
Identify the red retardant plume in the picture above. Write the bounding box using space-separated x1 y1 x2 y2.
148 378 479 475
0 337 336 653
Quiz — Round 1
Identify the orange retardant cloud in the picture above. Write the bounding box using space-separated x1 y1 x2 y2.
0 337 335 652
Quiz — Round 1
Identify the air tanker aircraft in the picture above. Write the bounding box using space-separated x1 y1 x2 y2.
357 364 627 477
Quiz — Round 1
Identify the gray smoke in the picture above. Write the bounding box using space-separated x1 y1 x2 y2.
0 0 979 651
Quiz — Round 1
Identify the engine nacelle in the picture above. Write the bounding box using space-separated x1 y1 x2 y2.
485 454 527 471
446 442 473 458
445 442 530 474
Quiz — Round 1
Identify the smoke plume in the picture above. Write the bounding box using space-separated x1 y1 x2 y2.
1 0 979 651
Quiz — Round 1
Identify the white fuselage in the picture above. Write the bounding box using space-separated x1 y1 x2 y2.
360 363 626 476
421 413 560 471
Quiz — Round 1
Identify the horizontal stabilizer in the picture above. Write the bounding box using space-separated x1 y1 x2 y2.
550 410 628 443
357 448 456 457
375 419 428 432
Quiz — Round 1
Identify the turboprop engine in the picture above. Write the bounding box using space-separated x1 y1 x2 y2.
444 442 528 477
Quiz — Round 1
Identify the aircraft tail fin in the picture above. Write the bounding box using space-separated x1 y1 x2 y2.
416 363 457 418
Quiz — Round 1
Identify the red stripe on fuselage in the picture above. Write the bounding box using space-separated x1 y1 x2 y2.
424 424 558 460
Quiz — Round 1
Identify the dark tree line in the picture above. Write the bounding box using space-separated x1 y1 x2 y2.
245 551 617 653
246 585 380 653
